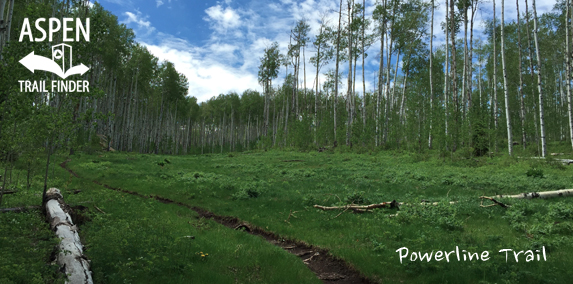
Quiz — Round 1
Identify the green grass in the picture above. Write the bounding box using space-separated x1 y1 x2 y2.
3 149 573 283
0 209 61 284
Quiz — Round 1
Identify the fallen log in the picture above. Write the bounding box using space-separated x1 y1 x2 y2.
0 206 41 213
493 189 573 199
313 200 457 212
519 156 573 165
45 188 93 284
314 200 400 211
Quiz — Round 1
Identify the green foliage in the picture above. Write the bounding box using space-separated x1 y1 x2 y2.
48 151 573 283
0 210 60 284
232 182 267 200
344 191 369 205
526 167 545 179
472 120 489 157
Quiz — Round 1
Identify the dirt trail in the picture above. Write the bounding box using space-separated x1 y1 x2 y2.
61 160 372 284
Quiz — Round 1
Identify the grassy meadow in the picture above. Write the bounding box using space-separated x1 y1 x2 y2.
2 149 573 283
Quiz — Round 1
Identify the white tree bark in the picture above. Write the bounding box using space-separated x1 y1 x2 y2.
566 0 573 151
532 0 547 157
493 0 499 151
428 0 434 149
494 189 573 199
45 188 93 284
444 0 449 138
501 0 513 156
517 0 527 149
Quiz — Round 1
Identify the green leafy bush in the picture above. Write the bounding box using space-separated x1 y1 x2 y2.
526 168 544 178
344 191 369 205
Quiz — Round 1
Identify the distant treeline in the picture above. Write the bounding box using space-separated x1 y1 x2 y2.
1 0 573 167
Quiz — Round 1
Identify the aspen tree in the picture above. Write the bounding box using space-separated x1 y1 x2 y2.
532 0 547 157
517 0 527 149
501 0 513 156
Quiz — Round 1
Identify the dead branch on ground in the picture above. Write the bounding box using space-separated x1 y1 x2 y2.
479 196 510 208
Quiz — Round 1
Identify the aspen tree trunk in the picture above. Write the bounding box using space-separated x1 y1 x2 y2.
501 0 513 156
221 114 224 153
0 0 6 56
444 0 449 139
296 53 300 116
231 107 235 150
347 0 353 147
517 0 527 149
462 3 468 120
566 0 573 150
108 75 116 151
525 0 538 151
449 0 458 151
285 89 289 146
376 0 386 147
362 0 366 132
174 100 179 154
304 46 307 114
469 1 477 113
155 90 165 155
493 0 499 152
129 68 139 152
201 118 205 154
186 116 191 154
391 52 400 114
264 81 268 136
315 29 320 146
429 0 434 149
334 0 343 145
384 7 395 144
5 0 13 44
273 98 277 146
532 0 547 157
353 53 358 121
399 63 409 125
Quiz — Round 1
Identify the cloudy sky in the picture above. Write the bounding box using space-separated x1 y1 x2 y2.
93 0 559 102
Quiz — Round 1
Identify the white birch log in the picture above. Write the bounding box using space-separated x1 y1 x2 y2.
45 188 93 284
494 189 573 199
518 156 573 165
313 200 457 211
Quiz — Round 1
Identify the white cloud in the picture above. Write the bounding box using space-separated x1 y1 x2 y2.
142 37 259 103
116 0 559 103
122 11 155 36
204 5 242 33
123 11 151 28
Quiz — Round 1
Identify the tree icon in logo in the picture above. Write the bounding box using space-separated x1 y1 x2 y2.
52 44 73 73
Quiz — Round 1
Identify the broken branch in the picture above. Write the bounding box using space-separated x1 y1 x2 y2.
0 206 41 213
314 200 400 211
94 205 106 214
479 196 510 208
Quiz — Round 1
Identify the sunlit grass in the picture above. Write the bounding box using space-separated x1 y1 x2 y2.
3 149 573 283
61 150 573 283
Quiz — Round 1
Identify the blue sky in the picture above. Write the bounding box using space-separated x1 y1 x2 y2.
93 0 558 103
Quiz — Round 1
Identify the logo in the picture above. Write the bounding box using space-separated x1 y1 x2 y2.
20 44 89 79
17 18 91 93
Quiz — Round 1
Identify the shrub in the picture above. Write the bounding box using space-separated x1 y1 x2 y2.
526 168 544 179
345 191 369 205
